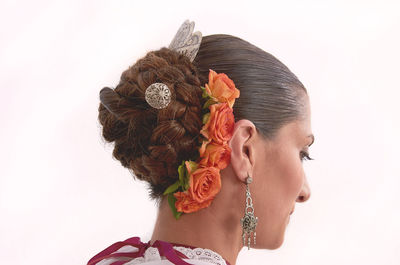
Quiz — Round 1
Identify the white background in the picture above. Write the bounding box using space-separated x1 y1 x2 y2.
1 0 399 264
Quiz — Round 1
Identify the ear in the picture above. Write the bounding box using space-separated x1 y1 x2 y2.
228 119 258 183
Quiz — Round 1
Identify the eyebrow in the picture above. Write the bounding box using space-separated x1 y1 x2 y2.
308 134 315 147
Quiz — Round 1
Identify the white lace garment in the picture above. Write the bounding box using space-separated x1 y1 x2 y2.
94 244 228 265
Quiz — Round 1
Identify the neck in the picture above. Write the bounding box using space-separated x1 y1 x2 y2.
150 168 245 265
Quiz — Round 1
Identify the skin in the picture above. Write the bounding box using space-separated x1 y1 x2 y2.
150 95 313 265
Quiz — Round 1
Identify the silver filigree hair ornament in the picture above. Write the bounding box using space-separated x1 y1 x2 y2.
168 19 203 62
145 83 171 109
144 19 202 110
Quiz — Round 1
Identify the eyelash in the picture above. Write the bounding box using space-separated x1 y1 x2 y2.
300 151 314 162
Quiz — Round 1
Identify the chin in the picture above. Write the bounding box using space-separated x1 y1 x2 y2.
252 219 288 250
266 233 285 250
253 231 285 250
269 237 285 250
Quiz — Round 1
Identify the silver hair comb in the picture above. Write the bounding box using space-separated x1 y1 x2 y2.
168 19 203 63
145 19 202 109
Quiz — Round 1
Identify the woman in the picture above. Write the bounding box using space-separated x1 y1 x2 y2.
88 20 314 265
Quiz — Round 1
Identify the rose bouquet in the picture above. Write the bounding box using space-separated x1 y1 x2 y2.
163 69 240 219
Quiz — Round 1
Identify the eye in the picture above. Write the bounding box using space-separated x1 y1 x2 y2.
300 150 314 162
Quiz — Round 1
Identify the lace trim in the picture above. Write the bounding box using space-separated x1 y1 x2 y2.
173 246 227 265
124 245 227 265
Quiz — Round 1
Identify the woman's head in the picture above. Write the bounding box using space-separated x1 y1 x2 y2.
224 105 313 250
98 34 312 249
194 35 312 249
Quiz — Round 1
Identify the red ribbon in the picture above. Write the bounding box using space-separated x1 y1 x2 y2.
87 236 193 265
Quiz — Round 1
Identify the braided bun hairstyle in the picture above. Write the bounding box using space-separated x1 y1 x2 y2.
98 47 204 200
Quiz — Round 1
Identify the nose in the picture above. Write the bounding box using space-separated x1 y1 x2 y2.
296 177 311 202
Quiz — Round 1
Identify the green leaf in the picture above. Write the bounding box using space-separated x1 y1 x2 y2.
201 86 211 99
202 113 210 125
183 161 197 190
203 98 217 109
182 163 189 191
167 193 182 220
177 160 189 191
178 160 186 183
163 180 180 195
185 160 198 173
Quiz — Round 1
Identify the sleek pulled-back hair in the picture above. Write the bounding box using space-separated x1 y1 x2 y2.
98 34 307 201
194 34 307 139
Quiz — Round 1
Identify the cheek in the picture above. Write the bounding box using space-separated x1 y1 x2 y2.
257 147 304 213
250 148 305 248
282 155 304 194
278 150 304 201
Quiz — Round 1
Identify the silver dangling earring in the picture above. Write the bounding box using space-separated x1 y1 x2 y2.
240 172 258 250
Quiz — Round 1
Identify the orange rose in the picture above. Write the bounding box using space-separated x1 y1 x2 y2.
199 141 231 169
174 191 212 213
200 103 235 144
198 138 211 157
174 162 221 213
205 69 240 108
188 166 221 203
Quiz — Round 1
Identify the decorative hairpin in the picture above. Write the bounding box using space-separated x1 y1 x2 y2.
145 20 202 110
168 19 202 63
145 83 171 109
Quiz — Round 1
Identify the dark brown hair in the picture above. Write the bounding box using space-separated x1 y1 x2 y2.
98 34 307 201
